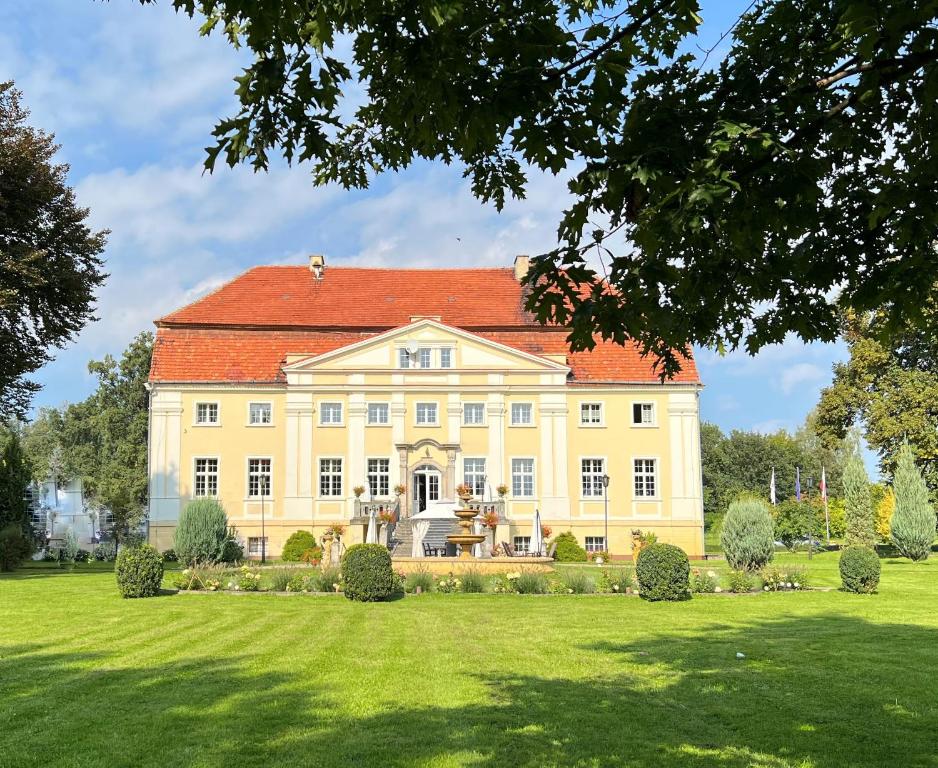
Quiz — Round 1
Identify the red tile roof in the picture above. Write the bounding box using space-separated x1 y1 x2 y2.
150 264 699 385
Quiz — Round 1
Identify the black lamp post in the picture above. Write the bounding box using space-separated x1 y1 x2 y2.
601 473 610 553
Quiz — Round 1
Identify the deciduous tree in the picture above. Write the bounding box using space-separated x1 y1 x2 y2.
0 82 107 419
135 1 938 374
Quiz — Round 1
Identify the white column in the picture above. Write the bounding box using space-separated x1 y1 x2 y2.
538 395 570 519
148 388 182 525
285 391 314 520
390 392 406 490
348 392 367 506
668 391 703 522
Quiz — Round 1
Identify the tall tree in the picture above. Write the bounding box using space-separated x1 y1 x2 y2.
816 307 938 498
0 425 31 534
843 453 875 547
0 82 107 419
890 442 935 560
135 1 938 375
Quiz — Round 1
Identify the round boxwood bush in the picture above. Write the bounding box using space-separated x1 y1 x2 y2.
115 545 164 598
721 498 775 572
174 498 229 564
552 531 588 562
281 530 317 562
342 543 396 602
839 545 881 594
636 543 691 601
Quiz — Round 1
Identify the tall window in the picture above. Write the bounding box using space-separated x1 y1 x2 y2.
194 458 218 497
632 402 655 425
585 536 606 552
249 402 272 425
367 458 390 497
196 402 218 424
398 348 411 369
634 458 658 498
580 402 603 425
319 458 343 497
417 347 432 368
440 348 452 368
247 458 271 497
510 403 533 425
581 458 605 497
463 402 485 425
320 402 343 425
367 403 389 425
511 458 534 497
415 402 438 425
463 458 486 496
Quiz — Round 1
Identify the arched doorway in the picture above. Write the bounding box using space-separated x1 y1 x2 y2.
412 463 442 515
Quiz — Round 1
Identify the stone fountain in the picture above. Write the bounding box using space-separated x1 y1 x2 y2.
447 496 485 559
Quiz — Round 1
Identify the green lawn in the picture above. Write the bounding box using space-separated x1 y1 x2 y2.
2 553 938 767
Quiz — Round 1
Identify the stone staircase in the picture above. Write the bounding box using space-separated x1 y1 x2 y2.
389 518 459 557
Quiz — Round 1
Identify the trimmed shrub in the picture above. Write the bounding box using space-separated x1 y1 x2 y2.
635 543 691 601
342 543 396 602
721 498 774 571
174 498 229 564
282 530 317 562
890 443 935 561
0 524 31 571
552 532 588 562
220 537 244 564
843 454 876 547
839 546 881 594
115 545 164 598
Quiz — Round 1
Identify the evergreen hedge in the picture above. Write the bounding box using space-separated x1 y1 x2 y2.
342 543 397 602
115 545 164 598
839 546 881 594
635 543 691 601
282 530 317 562
552 532 588 562
721 498 774 571
174 498 229 564
0 524 31 571
890 443 935 561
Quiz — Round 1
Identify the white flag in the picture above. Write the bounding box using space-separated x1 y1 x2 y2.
770 467 777 506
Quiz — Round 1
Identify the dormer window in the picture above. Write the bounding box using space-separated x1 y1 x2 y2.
398 345 454 369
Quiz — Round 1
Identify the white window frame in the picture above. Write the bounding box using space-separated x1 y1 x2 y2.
580 457 606 499
631 401 657 427
415 401 439 426
398 348 412 369
246 456 273 499
585 536 607 553
367 402 390 426
247 401 273 426
462 402 486 426
633 457 660 499
319 401 344 426
194 401 220 426
247 537 268 557
318 457 344 498
513 536 532 554
367 457 391 498
510 402 534 427
510 457 535 498
579 401 604 427
416 347 432 369
193 457 219 497
463 457 486 497
439 347 453 369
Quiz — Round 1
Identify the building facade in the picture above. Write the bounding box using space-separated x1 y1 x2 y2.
147 256 704 558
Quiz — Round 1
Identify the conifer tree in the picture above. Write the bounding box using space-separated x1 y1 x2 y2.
890 443 935 561
843 454 875 548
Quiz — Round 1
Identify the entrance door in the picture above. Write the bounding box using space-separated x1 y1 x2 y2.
412 465 442 514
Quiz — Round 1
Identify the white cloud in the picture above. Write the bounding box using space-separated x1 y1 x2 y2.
779 362 827 395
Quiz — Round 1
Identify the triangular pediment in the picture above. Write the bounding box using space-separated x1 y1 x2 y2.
282 320 569 373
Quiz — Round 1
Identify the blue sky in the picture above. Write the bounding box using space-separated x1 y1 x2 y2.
3 1 847 440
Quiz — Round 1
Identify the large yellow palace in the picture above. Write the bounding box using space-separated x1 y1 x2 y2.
147 255 704 558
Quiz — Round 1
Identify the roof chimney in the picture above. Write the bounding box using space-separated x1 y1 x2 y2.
309 254 325 280
513 254 530 282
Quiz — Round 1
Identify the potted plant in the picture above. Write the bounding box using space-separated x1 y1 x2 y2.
393 483 406 496
540 524 552 541
496 484 508 498
456 483 473 503
328 523 346 540
480 509 499 543
353 485 365 499
378 509 395 525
